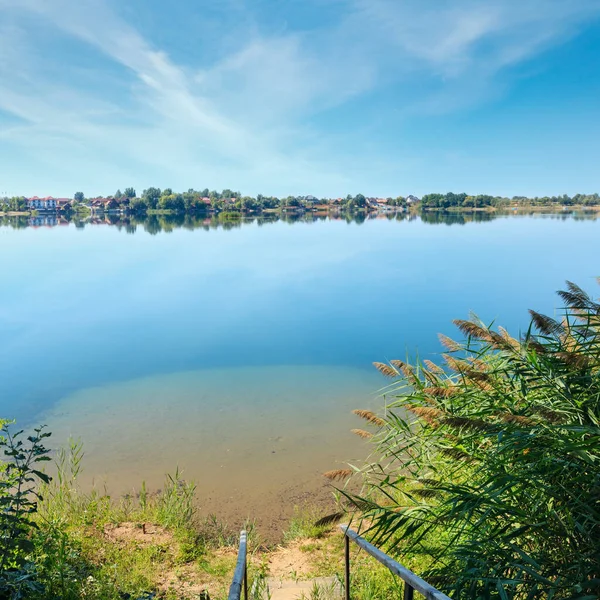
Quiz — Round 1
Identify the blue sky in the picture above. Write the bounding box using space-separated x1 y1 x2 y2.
0 0 599 198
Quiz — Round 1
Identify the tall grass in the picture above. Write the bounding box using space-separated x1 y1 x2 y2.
344 280 600 599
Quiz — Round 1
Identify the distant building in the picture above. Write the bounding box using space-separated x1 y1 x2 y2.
406 195 420 204
304 195 320 203
55 198 72 211
89 197 118 211
27 196 57 210
366 197 389 208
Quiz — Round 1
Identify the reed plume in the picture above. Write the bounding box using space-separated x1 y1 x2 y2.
558 285 593 310
351 428 373 439
556 351 590 369
467 357 489 372
407 406 444 426
561 281 595 310
390 359 418 381
526 339 548 354
373 362 399 378
422 370 440 386
529 310 564 336
443 354 469 373
464 369 491 382
498 326 520 349
498 413 536 426
423 360 445 375
453 319 492 341
438 333 462 352
390 359 421 385
352 409 385 427
423 386 459 398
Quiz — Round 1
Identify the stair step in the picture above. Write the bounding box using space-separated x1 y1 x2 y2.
266 576 342 600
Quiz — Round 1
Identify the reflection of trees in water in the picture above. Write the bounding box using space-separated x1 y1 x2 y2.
0 209 597 233
419 211 496 225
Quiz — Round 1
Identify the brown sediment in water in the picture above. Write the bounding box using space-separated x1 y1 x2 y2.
40 365 382 542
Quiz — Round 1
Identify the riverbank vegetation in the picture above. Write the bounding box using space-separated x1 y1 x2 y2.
420 191 600 209
2 189 600 217
337 279 600 599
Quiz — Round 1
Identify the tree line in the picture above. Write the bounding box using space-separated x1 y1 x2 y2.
2 188 600 215
420 192 600 208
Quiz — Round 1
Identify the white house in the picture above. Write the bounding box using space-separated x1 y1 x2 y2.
27 196 57 210
406 195 421 204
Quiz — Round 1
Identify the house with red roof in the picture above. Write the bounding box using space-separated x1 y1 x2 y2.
27 196 57 210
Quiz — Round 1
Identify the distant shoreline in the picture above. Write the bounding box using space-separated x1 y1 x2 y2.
420 204 600 213
5 204 600 219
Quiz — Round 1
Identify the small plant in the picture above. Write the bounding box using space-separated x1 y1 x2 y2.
0 423 52 597
155 468 196 530
284 507 333 542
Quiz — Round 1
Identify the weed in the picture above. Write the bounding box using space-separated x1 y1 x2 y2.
284 507 332 542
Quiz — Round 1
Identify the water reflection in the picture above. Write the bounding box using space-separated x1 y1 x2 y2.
2 209 597 233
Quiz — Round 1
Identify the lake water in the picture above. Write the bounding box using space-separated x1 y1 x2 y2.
1 211 599 536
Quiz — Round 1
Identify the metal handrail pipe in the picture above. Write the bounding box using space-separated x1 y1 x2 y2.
228 530 248 600
340 525 452 600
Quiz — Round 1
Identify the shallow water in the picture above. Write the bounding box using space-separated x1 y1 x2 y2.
1 212 599 532
39 365 383 533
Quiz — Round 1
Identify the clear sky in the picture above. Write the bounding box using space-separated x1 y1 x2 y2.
0 0 599 198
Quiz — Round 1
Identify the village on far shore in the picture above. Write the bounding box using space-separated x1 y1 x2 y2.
2 190 599 220
1 192 422 214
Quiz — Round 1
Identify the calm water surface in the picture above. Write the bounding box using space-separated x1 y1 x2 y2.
1 212 598 532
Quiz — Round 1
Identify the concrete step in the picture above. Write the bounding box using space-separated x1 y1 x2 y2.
266 576 342 600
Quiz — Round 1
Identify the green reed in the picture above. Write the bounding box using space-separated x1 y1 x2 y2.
342 279 600 599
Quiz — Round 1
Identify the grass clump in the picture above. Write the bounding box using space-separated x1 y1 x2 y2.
341 279 600 599
283 507 335 543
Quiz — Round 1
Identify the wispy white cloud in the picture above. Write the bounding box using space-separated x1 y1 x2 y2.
0 0 598 195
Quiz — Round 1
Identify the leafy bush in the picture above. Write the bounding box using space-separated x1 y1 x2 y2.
348 280 600 599
0 423 51 598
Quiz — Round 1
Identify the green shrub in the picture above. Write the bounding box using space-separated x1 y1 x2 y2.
0 423 52 598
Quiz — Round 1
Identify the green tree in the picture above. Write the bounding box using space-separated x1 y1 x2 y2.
142 187 161 209
129 197 147 213
124 187 136 199
353 193 366 208
73 191 84 202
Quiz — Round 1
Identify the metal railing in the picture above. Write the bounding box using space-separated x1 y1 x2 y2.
227 526 451 600
341 525 452 600
228 530 248 600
